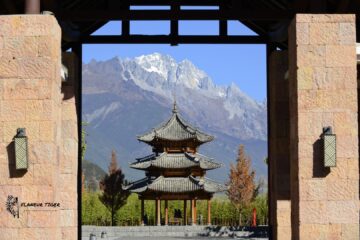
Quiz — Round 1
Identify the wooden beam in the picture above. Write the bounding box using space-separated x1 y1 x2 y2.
337 0 350 12
309 0 327 13
128 0 221 5
121 1 130 36
289 0 309 12
3 0 19 13
57 9 294 21
219 4 227 36
170 2 180 46
81 35 267 44
141 193 212 200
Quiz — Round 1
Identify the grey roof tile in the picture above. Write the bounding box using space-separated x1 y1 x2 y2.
123 176 227 194
137 110 214 144
130 152 222 170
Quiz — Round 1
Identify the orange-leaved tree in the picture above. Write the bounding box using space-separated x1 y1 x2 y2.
99 150 130 226
227 144 255 226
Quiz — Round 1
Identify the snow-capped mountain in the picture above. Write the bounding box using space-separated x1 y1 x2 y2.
83 53 266 140
82 53 267 183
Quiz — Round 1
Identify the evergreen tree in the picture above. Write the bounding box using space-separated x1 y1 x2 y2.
227 144 255 226
99 150 130 226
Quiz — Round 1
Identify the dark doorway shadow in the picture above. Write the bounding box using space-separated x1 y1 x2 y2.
7 141 27 178
312 138 330 178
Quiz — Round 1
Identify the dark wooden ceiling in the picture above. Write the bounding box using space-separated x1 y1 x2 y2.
1 0 360 49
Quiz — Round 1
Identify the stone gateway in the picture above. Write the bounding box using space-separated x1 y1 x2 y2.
0 1 360 239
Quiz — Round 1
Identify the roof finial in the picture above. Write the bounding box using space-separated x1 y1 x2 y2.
172 91 178 113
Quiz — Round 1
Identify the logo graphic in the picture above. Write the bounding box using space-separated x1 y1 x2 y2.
6 195 19 218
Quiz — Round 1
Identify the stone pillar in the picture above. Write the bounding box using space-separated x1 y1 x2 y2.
0 15 77 239
268 50 291 240
60 52 79 239
207 199 211 225
183 200 187 225
141 199 144 226
288 14 359 240
165 200 168 226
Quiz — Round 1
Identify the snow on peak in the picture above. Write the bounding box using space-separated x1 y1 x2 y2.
131 53 213 92
134 53 177 79
83 53 267 140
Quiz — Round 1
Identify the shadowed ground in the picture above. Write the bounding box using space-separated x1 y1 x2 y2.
115 237 268 240
82 225 268 240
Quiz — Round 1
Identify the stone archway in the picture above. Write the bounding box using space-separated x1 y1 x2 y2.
0 11 359 240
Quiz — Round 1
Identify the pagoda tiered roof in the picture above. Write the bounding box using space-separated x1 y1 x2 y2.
124 103 226 199
130 152 222 170
124 175 227 194
137 104 214 145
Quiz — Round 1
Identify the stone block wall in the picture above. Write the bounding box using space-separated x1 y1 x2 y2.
0 15 77 239
268 50 291 240
59 53 79 238
288 14 359 240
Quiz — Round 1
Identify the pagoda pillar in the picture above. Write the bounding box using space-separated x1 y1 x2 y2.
141 199 145 226
165 200 169 226
191 199 195 225
207 199 211 225
183 200 187 225
194 199 197 225
155 200 157 225
156 199 161 226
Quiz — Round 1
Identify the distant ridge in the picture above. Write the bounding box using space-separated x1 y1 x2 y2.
82 53 268 183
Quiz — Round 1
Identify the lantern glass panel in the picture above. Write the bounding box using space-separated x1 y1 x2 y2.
324 134 336 167
15 137 28 170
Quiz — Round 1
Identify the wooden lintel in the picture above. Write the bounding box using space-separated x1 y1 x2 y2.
57 9 294 21
81 35 266 44
140 192 212 200
219 4 228 36
128 0 222 5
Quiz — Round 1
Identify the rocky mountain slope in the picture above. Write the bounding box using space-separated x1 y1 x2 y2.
82 53 267 183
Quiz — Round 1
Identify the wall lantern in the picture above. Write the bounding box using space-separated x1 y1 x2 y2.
322 126 336 167
14 128 28 170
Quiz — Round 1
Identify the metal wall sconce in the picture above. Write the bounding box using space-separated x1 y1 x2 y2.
14 128 28 170
322 126 336 167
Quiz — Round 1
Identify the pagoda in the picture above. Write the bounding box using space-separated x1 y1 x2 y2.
124 102 226 226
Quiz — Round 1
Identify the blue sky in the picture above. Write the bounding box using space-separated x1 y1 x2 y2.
83 21 266 101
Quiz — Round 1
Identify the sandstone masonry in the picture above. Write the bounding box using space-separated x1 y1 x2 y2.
0 15 78 239
288 14 359 240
